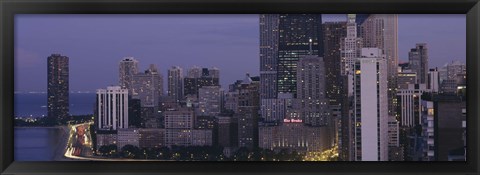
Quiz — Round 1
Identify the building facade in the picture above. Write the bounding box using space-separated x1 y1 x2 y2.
47 54 69 122
96 86 129 131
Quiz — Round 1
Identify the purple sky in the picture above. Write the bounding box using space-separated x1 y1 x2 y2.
15 14 466 92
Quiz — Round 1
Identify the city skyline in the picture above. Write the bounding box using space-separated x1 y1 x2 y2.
15 14 466 92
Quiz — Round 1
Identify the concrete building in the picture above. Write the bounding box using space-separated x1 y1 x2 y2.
217 116 238 147
323 21 347 106
139 128 165 148
259 122 331 153
260 93 294 122
397 84 430 127
47 54 69 121
131 64 163 107
237 74 260 149
197 86 221 116
96 86 129 131
119 57 139 94
296 55 331 126
117 128 140 150
164 109 194 147
192 129 213 146
360 14 399 119
397 71 417 89
167 66 184 102
353 48 388 161
427 68 440 92
408 43 429 84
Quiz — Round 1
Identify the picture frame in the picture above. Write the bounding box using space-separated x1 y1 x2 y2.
1 0 479 174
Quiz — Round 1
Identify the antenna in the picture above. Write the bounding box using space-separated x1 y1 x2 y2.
309 38 313 55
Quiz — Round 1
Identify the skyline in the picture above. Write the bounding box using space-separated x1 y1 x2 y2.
15 14 466 92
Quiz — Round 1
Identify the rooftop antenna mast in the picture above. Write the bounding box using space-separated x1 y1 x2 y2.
309 38 313 55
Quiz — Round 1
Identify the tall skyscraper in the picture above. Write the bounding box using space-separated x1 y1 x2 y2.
323 21 347 105
132 64 163 107
360 14 398 118
119 57 139 94
47 54 69 122
168 66 184 102
237 74 260 149
96 86 129 131
259 14 279 100
296 55 331 126
353 48 388 161
408 43 429 84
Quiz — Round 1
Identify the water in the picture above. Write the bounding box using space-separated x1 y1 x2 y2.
14 93 96 117
14 127 62 161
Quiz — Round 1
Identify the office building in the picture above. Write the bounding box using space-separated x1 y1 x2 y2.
397 84 430 127
197 86 221 116
296 55 331 126
408 43 429 84
323 21 347 105
353 48 388 161
47 54 69 122
96 86 129 131
131 64 163 107
237 74 260 149
360 14 399 118
139 128 165 148
168 66 184 102
427 68 440 92
117 128 140 150
164 109 195 147
217 116 238 147
119 57 139 94
397 71 417 89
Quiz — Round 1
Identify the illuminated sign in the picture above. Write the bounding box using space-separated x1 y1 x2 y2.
283 119 303 123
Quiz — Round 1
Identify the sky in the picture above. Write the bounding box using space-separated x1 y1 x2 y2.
15 14 466 92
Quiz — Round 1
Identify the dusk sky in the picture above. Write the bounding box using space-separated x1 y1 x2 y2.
15 14 466 92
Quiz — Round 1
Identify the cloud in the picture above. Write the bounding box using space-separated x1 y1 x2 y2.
15 48 42 68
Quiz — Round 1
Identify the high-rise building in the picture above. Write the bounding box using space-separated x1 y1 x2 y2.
427 68 440 92
119 57 139 94
237 74 260 149
397 84 430 127
323 21 347 106
360 14 398 118
397 71 417 89
164 108 194 146
260 93 294 122
47 54 69 122
168 66 184 102
187 66 202 78
353 48 388 161
259 14 324 98
96 86 129 131
408 43 429 84
296 55 331 126
259 14 279 100
132 64 163 107
197 86 221 116
217 116 238 147
183 67 220 97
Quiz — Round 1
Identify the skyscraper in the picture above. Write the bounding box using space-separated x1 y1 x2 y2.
237 73 260 149
96 86 129 131
323 21 347 105
353 48 388 161
259 14 279 100
132 64 163 107
360 14 398 118
408 43 429 84
119 57 139 94
168 66 184 102
47 54 69 122
183 67 220 97
296 55 331 126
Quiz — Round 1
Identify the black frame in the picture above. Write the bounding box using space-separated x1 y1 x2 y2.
1 0 479 174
